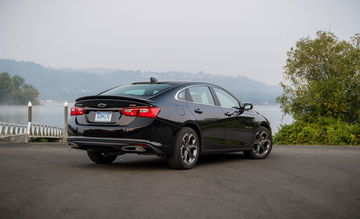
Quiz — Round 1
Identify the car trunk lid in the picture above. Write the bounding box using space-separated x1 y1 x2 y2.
73 95 153 125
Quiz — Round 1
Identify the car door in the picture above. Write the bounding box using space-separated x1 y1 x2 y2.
212 87 256 148
186 86 225 151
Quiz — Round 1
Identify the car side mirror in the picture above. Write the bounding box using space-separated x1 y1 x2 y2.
244 103 253 111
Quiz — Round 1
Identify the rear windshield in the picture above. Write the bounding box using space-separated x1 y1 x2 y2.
100 83 173 97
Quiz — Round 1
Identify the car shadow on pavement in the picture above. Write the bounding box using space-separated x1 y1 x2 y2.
70 152 250 171
75 157 170 171
197 152 248 166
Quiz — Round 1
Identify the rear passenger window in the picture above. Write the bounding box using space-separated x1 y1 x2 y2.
188 86 215 105
177 90 186 100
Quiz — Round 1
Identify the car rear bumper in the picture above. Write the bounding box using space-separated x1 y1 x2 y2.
68 136 166 155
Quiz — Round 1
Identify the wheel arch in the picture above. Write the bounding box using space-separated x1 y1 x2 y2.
259 122 271 133
182 122 202 151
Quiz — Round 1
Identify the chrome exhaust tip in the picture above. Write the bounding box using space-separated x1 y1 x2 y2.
69 142 79 149
121 146 146 152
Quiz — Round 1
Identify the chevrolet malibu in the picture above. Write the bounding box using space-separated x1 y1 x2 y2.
68 78 272 169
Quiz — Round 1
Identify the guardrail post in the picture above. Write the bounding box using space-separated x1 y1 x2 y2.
64 102 68 142
28 101 32 123
26 101 32 142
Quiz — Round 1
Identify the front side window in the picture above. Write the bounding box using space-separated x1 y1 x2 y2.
213 87 239 109
100 83 173 97
188 86 215 105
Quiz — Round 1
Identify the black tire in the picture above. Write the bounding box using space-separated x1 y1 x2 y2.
244 126 272 159
87 151 118 164
168 127 200 169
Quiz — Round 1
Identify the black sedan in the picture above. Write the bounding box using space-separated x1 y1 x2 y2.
68 78 272 169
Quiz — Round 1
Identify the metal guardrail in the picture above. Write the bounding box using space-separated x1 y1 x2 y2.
28 123 63 137
0 122 63 138
0 101 68 142
0 122 28 136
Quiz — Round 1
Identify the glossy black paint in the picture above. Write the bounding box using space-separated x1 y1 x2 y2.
68 81 271 156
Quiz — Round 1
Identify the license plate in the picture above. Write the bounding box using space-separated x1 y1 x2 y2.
95 112 112 122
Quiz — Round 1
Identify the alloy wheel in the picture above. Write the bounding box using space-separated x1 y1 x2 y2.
253 131 271 156
180 133 198 165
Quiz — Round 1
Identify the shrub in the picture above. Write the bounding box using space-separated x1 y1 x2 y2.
274 117 360 145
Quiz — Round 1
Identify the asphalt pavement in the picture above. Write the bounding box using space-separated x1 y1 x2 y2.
0 143 359 219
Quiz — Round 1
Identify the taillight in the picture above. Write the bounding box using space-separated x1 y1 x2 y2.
121 106 160 118
71 107 85 116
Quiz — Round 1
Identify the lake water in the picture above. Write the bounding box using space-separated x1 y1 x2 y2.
0 104 293 133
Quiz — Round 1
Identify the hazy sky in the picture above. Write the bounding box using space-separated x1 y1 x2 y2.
0 0 359 85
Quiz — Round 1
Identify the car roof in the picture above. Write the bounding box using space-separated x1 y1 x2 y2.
131 81 216 87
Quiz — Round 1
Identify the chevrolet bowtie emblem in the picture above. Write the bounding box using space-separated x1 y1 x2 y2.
98 103 107 108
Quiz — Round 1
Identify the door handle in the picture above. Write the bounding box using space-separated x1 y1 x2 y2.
194 109 203 114
225 112 233 117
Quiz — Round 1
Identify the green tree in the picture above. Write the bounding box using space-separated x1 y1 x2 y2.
275 31 360 145
278 31 360 123
0 72 40 105
0 73 13 103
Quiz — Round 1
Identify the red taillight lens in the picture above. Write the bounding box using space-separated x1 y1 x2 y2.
71 107 85 116
121 107 160 118
121 108 139 116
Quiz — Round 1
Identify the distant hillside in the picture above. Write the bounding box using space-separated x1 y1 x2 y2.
0 59 281 104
